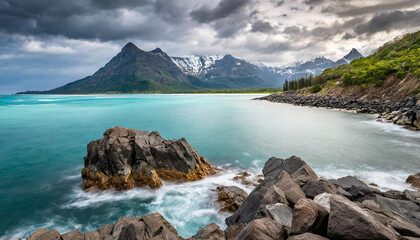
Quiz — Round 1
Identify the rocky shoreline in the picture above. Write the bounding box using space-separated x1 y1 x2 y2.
26 155 420 240
255 92 420 131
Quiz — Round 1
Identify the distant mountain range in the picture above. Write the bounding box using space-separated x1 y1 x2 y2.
18 43 363 94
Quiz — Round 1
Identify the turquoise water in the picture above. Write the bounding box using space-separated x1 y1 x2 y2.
0 94 419 239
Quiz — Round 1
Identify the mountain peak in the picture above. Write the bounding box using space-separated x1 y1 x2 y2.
122 42 139 52
343 48 363 61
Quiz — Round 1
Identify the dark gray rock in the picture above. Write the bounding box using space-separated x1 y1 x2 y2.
112 217 141 239
234 217 286 240
274 171 306 205
302 179 340 199
329 176 379 200
290 164 318 186
261 185 288 205
327 195 400 240
291 198 329 236
372 195 420 227
189 223 225 240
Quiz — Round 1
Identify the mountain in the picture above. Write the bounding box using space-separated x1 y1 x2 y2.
21 42 198 94
335 48 364 65
18 43 364 94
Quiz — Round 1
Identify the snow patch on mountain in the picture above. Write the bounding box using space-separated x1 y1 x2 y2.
171 55 224 75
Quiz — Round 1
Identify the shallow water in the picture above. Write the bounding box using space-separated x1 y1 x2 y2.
0 94 419 239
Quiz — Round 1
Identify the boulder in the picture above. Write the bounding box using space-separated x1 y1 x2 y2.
372 195 420 227
274 171 306 205
27 229 48 240
313 193 332 212
189 223 225 240
265 203 293 228
288 233 329 240
327 195 400 240
291 198 329 236
84 231 100 240
97 223 114 240
216 186 248 212
112 216 141 239
406 174 420 189
226 186 264 226
27 229 61 240
261 185 288 205
302 179 340 199
225 224 245 240
118 213 182 240
329 176 378 200
234 217 286 240
290 164 318 186
82 127 217 190
61 230 83 240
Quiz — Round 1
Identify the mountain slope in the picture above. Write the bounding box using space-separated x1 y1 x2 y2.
283 30 420 101
21 43 198 94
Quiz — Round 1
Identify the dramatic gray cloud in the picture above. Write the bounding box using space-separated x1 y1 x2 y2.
0 0 419 94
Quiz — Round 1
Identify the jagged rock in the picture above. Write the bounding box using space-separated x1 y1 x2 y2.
265 203 293 228
291 198 329 236
28 229 61 240
288 233 329 240
97 223 114 240
225 224 244 240
291 164 318 186
84 231 100 240
406 174 420 189
302 179 340 199
362 200 420 238
61 230 83 240
327 195 400 240
329 176 379 200
261 185 288 205
234 217 286 240
216 186 248 212
274 171 306 205
314 193 332 212
189 223 225 240
82 127 217 190
226 156 311 226
112 216 141 239
118 213 182 240
371 195 420 227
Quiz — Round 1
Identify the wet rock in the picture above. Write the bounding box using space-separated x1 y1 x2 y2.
261 185 288 205
327 195 400 240
234 217 286 240
189 223 225 240
233 172 255 186
216 186 248 212
84 231 100 240
118 213 182 240
302 179 340 199
265 203 293 228
329 176 379 200
291 198 329 236
27 229 48 240
112 216 141 239
27 229 61 240
61 230 83 240
82 127 217 190
288 233 329 240
372 195 420 227
406 174 420 189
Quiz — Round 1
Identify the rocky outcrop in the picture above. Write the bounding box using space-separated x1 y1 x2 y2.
216 186 248 212
82 127 217 190
28 155 420 240
256 93 419 130
407 173 420 189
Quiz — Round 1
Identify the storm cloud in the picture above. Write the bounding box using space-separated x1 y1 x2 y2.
0 0 419 94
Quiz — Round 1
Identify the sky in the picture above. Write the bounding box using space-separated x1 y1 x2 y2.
0 0 419 94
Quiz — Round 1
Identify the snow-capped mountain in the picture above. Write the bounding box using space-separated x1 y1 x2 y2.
170 49 363 87
171 55 224 75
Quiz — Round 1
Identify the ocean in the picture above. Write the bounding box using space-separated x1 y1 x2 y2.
0 94 419 239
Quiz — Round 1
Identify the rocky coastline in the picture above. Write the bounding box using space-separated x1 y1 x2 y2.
82 127 218 191
27 154 420 240
255 92 420 131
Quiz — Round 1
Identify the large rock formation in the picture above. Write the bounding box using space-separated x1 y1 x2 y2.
82 127 217 190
